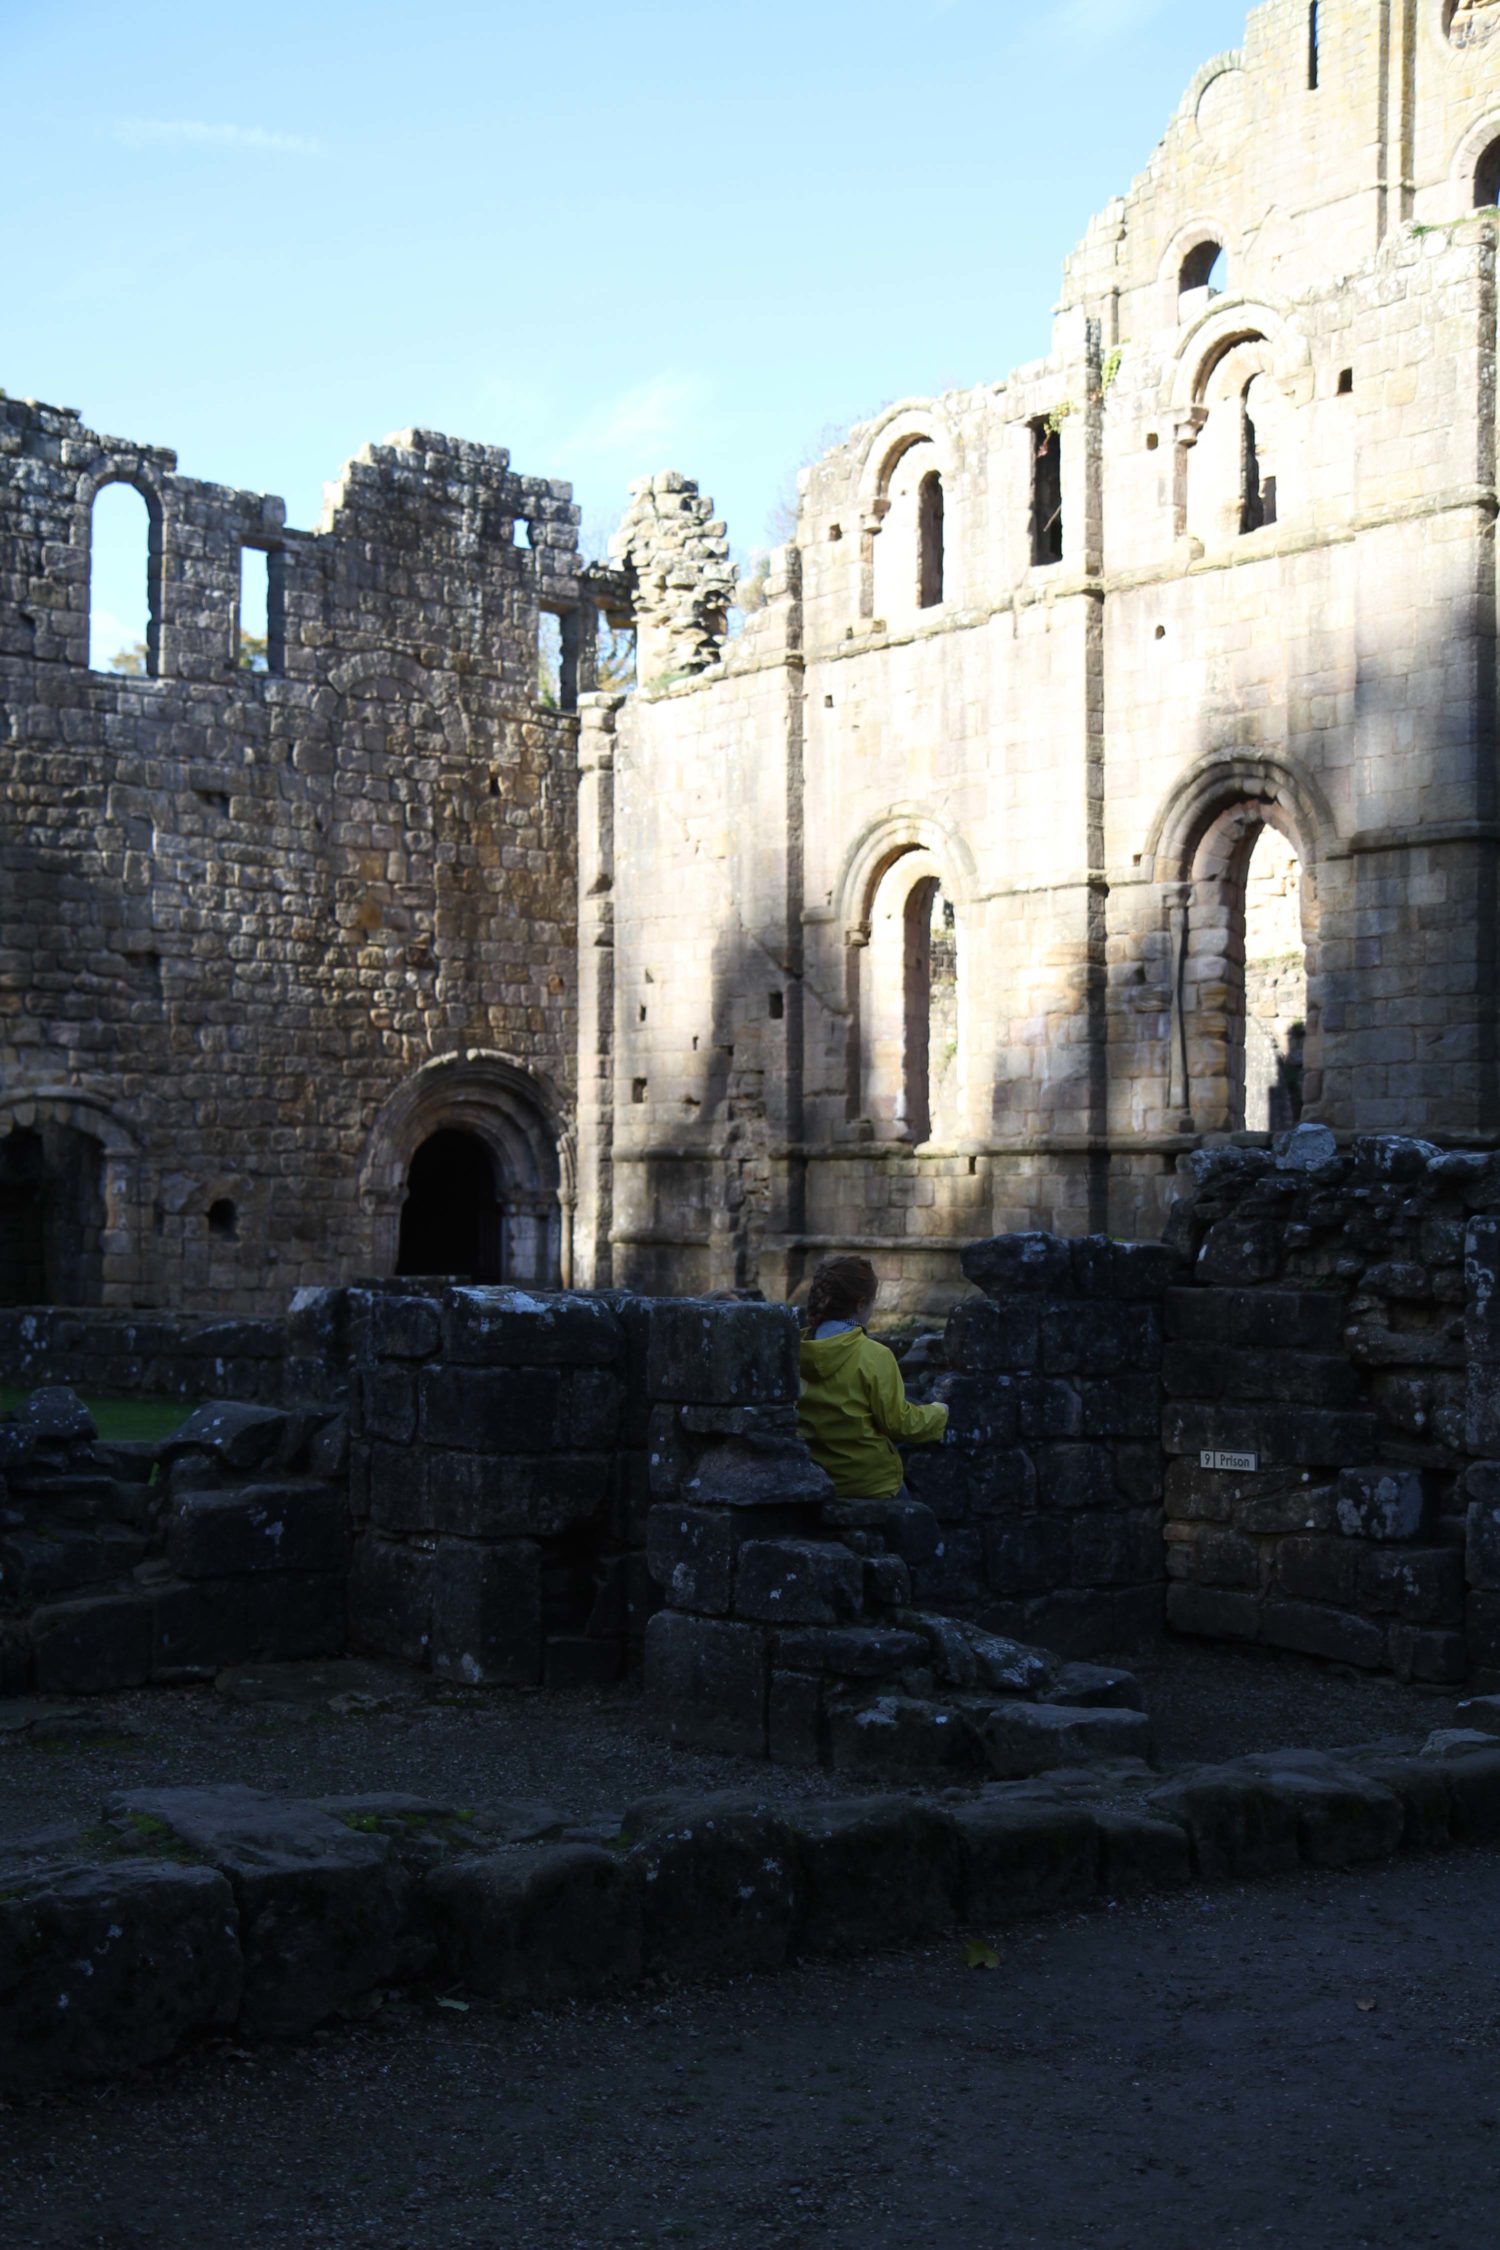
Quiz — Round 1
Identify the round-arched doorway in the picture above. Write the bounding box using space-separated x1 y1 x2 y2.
395 1127 507 1283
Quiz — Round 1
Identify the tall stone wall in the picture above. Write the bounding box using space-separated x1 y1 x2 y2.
581 1 1500 1316
0 399 585 1312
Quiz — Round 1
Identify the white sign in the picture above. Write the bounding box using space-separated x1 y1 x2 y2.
1201 1449 1259 1474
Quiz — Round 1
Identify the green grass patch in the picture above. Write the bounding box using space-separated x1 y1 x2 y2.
0 1389 196 1442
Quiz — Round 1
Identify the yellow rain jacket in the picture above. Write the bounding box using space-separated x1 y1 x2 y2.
797 1327 949 1499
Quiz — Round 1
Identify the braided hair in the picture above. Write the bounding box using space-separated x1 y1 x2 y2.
803 1255 878 1333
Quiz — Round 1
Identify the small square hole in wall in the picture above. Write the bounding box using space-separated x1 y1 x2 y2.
513 518 532 548
828 524 842 542
692 1035 699 1051
488 774 500 797
769 991 784 1020
208 1198 238 1240
1146 432 1160 451
1155 625 1167 641
632 1078 647 1105
1338 368 1354 395
639 1004 648 1022
825 695 834 709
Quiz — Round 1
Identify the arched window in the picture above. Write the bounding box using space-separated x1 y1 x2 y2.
87 480 161 676
0 1120 107 1306
869 436 944 625
917 471 944 609
1241 375 1279 533
1182 336 1295 546
1475 135 1500 208
860 853 959 1143
1178 804 1310 1135
1179 241 1228 313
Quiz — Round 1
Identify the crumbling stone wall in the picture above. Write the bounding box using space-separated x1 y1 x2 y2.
1161 1131 1500 1687
0 1290 349 1407
0 400 585 1312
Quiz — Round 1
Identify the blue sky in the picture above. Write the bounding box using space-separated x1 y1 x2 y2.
5 0 1252 651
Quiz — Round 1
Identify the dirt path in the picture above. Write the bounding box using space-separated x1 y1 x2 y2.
6 1847 1498 2250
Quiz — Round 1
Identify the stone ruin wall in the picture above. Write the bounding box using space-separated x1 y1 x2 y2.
582 0 1500 1317
0 397 594 1314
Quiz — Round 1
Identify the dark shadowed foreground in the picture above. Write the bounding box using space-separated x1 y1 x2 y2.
5 1849 1498 2250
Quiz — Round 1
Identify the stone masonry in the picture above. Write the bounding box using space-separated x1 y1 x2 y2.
580 0 1500 1314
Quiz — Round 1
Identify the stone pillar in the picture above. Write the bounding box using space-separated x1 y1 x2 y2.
575 696 622 1290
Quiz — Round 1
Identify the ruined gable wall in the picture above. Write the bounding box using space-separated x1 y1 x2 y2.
0 399 579 1311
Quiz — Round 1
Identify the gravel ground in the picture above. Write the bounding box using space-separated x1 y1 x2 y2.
0 1637 1468 1850
6 1848 1499 2249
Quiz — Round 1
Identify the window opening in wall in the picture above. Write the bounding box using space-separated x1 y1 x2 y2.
1178 242 1227 310
513 518 532 548
1308 0 1320 88
207 1198 238 1240
902 879 958 1146
769 991 785 1020
237 547 284 674
1031 420 1063 567
596 612 637 694
397 1128 505 1282
1239 824 1306 1134
1475 136 1500 208
1241 382 1277 533
537 608 579 711
1337 367 1354 396
88 481 160 676
916 471 944 609
632 1078 648 1106
1146 432 1160 451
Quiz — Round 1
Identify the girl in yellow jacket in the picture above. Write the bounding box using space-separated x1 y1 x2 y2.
796 1255 949 1499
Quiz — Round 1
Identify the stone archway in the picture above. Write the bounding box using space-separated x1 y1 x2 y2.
0 1090 143 1306
361 1055 571 1289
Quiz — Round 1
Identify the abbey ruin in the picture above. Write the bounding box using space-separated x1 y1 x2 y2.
6 0 1500 1317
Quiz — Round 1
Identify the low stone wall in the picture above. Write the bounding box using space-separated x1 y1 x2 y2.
0 1393 348 1695
0 1290 350 1409
9 1719 1500 2091
1159 1130 1500 1687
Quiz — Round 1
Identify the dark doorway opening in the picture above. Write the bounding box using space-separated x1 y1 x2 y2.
0 1123 107 1306
396 1128 505 1282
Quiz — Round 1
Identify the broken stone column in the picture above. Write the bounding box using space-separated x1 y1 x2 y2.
609 474 736 683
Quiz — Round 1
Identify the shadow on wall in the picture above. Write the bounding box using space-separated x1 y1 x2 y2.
0 1123 107 1307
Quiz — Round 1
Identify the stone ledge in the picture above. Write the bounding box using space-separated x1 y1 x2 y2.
6 1730 1500 2094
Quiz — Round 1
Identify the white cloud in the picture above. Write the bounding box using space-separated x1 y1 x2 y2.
563 374 707 465
115 119 325 157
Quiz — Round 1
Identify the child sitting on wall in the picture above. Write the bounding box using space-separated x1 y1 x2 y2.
797 1254 949 1499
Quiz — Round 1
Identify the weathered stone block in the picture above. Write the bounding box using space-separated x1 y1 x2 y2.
1357 1545 1465 1624
1079 1378 1162 1440
418 1366 563 1454
1162 1402 1378 1469
1277 1533 1356 1606
166 1482 347 1580
442 1288 623 1368
928 1376 1019 1447
361 1367 418 1445
164 1402 287 1475
1466 1469 1500 1588
909 1527 986 1610
105 1784 398 2039
0 1861 241 2093
1069 1508 1164 1589
365 1294 441 1362
786 1796 962 1953
644 1300 799 1406
952 1796 1101 1922
1035 1444 1116 1511
348 1534 433 1668
733 1539 864 1626
1069 1238 1183 1301
1145 1765 1301 1880
624 1794 803 1976
1235 1752 1404 1869
983 1513 1072 1598
422 1451 610 1541
31 1591 153 1694
423 1845 641 2006
944 1299 1040 1374
645 1610 768 1757
1040 1302 1161 1378
960 1234 1073 1298
1387 1624 1467 1685
429 1539 542 1687
1164 1289 1344 1354
767 1670 825 1765
647 1503 738 1614
820 1496 941 1566
681 1436 832 1509
1336 1466 1430 1543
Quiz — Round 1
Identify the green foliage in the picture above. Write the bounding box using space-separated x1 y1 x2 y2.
0 1390 194 1441
106 640 149 675
237 630 269 674
1100 347 1124 393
